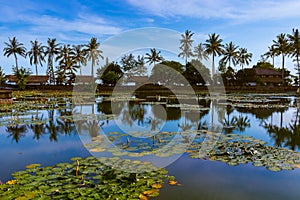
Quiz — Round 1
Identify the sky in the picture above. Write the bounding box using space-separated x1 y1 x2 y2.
1 0 300 75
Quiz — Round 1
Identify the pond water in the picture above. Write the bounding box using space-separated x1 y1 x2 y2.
1 92 300 199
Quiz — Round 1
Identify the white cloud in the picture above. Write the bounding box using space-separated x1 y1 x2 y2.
127 0 300 22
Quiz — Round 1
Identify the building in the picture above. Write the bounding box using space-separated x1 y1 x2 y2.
238 68 283 86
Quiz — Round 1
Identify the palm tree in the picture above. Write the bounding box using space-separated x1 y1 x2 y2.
273 33 290 83
85 37 103 77
194 43 209 61
220 42 239 69
73 45 87 75
264 45 277 67
27 40 45 75
56 44 77 84
3 37 26 72
178 30 194 64
145 48 163 67
204 33 224 77
288 28 300 86
45 38 61 84
237 48 252 70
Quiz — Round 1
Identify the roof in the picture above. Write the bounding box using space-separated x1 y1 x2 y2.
75 75 94 83
259 77 283 83
127 76 148 83
7 75 49 83
254 68 281 76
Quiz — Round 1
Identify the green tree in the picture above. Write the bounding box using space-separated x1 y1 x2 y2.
204 33 224 77
45 38 61 84
97 62 123 86
237 48 252 70
27 40 45 75
150 60 184 85
73 45 87 75
178 30 194 64
145 48 163 67
55 45 77 84
3 37 26 72
14 67 32 90
0 67 7 86
264 45 277 67
85 37 104 77
288 28 300 86
273 33 290 83
183 59 211 85
220 42 239 69
194 43 208 61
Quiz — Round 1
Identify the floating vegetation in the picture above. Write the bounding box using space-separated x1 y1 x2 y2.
187 133 300 172
0 156 177 199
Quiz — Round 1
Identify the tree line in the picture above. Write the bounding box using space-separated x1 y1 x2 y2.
1 28 300 87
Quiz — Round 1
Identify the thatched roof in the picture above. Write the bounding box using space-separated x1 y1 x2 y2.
7 75 49 83
127 76 148 83
254 68 281 76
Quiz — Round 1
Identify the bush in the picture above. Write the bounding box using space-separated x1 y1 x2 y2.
0 67 7 86
13 67 32 90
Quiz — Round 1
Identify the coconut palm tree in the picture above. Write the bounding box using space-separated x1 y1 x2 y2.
178 30 194 64
73 45 87 75
145 48 163 67
204 33 224 77
85 37 103 77
194 43 209 61
27 40 45 75
220 42 239 69
44 38 61 84
238 48 252 70
3 37 27 72
56 44 77 84
273 33 290 83
288 28 300 86
264 45 277 67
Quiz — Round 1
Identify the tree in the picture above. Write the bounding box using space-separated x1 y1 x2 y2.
178 30 194 64
273 33 290 84
85 37 104 77
27 40 45 75
183 59 211 85
288 28 300 86
150 60 184 85
97 62 123 86
3 37 26 72
55 45 77 84
220 42 239 69
73 45 87 75
204 33 224 77
145 48 163 67
264 45 277 67
45 38 61 84
237 48 252 70
194 43 208 61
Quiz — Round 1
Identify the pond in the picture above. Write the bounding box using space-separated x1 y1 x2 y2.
1 91 300 199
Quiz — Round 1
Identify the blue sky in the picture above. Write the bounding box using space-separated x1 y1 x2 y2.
1 0 300 75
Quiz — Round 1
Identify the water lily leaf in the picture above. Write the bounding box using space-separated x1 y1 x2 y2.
25 163 41 169
151 183 162 189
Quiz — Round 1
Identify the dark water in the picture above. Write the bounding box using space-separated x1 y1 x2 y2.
1 94 300 199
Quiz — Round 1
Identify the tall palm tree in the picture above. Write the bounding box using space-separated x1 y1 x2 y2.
288 28 300 86
85 37 103 77
237 48 252 70
145 48 163 67
220 41 239 69
3 37 27 72
45 38 61 84
56 44 77 84
264 45 277 67
204 33 224 77
73 45 87 75
27 40 45 75
194 43 209 61
273 33 290 83
178 30 194 64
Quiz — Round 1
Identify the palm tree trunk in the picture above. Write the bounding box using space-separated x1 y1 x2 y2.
14 53 18 72
272 56 275 67
282 54 285 84
91 59 94 77
35 64 38 75
212 54 215 78
297 55 300 86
